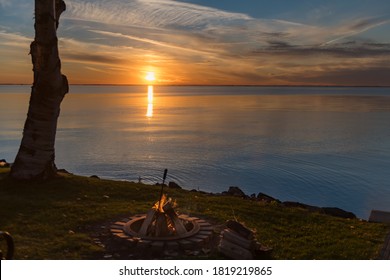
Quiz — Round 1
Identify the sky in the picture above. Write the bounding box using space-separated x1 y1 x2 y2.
0 0 390 85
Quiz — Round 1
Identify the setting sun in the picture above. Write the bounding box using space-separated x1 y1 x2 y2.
145 72 156 82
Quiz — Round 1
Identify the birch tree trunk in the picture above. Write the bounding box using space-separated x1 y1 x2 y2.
10 0 69 180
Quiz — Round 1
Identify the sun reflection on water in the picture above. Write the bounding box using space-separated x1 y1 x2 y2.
146 85 153 118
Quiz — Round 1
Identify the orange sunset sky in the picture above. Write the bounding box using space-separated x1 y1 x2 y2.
0 0 390 86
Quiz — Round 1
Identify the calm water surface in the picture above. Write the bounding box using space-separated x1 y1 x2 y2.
1 85 390 218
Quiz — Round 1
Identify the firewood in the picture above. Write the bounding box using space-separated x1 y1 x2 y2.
138 209 156 236
221 229 255 249
226 220 254 239
218 238 253 260
163 203 187 235
155 212 169 237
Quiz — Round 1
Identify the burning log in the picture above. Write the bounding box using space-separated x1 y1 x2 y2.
163 202 187 235
139 170 169 237
138 193 170 237
138 209 157 236
155 212 170 237
112 168 215 256
137 190 188 238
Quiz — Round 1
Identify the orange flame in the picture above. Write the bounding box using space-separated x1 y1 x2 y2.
153 193 167 212
152 194 178 213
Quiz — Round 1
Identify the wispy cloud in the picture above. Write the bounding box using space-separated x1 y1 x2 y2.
59 1 390 85
0 30 31 83
321 15 390 45
1 0 389 85
65 0 252 29
64 0 390 51
60 37 133 66
0 30 30 47
89 29 214 56
256 41 390 58
84 66 112 74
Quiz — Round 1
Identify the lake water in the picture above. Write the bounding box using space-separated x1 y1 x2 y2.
1 85 390 218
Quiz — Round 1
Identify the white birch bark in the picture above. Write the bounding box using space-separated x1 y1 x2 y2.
11 0 69 180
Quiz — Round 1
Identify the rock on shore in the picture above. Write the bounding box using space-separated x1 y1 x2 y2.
221 186 356 219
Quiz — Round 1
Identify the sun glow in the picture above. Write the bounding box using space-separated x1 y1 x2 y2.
145 71 156 82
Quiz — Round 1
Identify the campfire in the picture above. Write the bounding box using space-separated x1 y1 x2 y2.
110 169 214 255
138 169 190 238
109 169 270 259
139 193 189 237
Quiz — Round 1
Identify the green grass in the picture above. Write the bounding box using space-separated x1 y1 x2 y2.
0 168 388 259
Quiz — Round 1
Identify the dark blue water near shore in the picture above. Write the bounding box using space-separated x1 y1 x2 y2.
1 85 390 218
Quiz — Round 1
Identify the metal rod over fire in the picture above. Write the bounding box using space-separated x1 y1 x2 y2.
158 168 168 212
137 168 188 237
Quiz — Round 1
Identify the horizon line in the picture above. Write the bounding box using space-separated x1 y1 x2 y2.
1 83 390 88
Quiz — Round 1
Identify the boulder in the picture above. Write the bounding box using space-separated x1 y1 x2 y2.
257 192 281 203
369 210 390 223
57 168 72 174
168 181 182 189
321 207 356 219
223 186 247 197
282 201 322 212
282 202 356 219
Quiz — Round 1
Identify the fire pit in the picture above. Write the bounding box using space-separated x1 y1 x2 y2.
111 213 213 252
110 174 213 253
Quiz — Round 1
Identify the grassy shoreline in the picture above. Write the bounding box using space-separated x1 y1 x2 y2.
0 168 388 259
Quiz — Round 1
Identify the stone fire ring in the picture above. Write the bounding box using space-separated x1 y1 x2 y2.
110 214 214 251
